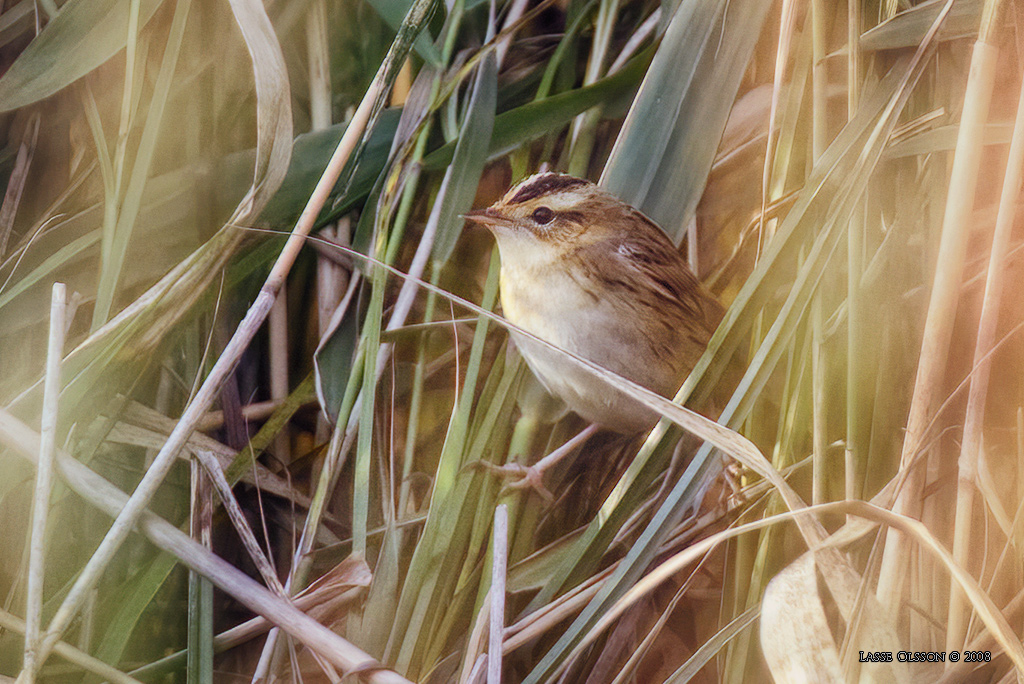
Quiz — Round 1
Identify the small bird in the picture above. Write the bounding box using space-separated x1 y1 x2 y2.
466 172 724 435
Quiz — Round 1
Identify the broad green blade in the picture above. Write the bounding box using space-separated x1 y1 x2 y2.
600 0 771 240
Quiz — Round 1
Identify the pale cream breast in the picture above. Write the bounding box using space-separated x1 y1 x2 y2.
499 260 668 432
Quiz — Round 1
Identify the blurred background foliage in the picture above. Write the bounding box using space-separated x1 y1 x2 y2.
1 0 1024 681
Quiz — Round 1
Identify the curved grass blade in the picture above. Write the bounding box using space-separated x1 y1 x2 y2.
0 0 166 112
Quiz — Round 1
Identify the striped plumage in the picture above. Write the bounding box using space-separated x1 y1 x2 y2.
466 173 723 433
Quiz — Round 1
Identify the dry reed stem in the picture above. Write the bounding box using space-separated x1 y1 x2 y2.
876 32 999 608
460 594 490 684
846 0 864 506
269 290 290 461
488 505 508 684
946 56 1024 652
192 449 286 595
22 283 65 682
196 399 284 431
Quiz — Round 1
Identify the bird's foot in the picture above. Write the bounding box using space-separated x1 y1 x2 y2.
474 460 554 502
721 461 747 510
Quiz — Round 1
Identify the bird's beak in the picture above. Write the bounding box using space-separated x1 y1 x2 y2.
463 207 509 228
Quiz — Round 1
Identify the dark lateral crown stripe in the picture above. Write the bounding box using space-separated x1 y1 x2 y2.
510 175 589 204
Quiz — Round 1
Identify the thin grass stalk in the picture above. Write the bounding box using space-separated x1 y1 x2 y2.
113 0 142 196
193 450 286 595
101 0 144 276
488 505 508 684
268 290 290 461
395 148 438 519
607 577 689 684
1018 408 1023 495
468 656 487 684
665 607 760 683
21 283 65 682
308 0 347 448
845 0 865 507
812 294 827 505
461 601 489 684
757 0 798 247
355 231 389 556
399 309 431 514
535 1 595 101
35 0 57 19
875 0 1002 611
946 58 1024 652
608 8 659 74
0 157 94 307
27 7 405 661
186 460 214 684
495 0 529 66
810 0 826 162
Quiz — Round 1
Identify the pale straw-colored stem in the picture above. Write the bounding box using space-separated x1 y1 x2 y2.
22 284 66 682
810 0 828 507
875 1 1003 608
846 0 864 508
488 505 508 684
193 450 286 596
946 53 1024 653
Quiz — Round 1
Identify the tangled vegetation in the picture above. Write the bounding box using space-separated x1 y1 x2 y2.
1 0 1023 682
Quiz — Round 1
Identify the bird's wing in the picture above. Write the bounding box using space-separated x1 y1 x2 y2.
585 211 724 339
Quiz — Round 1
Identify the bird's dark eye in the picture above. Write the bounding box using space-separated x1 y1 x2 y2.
532 207 555 224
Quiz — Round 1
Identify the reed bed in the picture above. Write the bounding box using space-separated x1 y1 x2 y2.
1 0 1023 681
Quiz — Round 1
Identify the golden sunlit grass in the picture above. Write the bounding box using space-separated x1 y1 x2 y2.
1 0 1023 682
